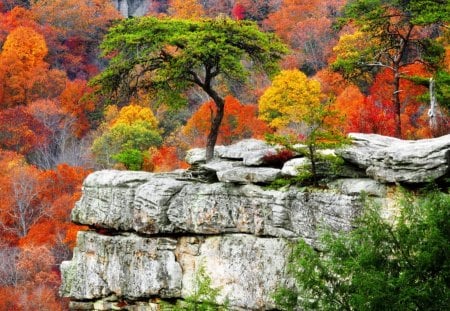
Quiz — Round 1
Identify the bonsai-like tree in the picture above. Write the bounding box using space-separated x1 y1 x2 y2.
92 17 287 160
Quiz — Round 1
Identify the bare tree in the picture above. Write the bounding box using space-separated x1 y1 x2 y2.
0 167 47 237
0 246 20 286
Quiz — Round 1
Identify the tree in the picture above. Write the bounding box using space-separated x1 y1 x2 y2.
369 63 432 138
92 16 286 161
264 0 346 74
0 106 51 155
168 0 205 19
181 95 271 147
332 0 449 137
92 104 162 169
59 79 95 137
259 69 345 186
275 190 450 311
0 26 49 107
0 165 45 238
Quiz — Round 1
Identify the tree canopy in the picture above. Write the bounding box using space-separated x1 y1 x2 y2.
92 16 287 160
333 0 449 137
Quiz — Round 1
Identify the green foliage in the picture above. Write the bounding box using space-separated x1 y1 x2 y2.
92 121 162 169
275 189 450 310
408 70 450 109
92 16 287 105
111 149 146 171
161 265 227 310
334 0 447 83
345 0 450 26
92 16 286 159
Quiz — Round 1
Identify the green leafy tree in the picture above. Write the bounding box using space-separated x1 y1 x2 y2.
91 16 287 160
92 121 162 169
259 69 346 186
112 148 146 171
275 189 450 310
332 0 449 137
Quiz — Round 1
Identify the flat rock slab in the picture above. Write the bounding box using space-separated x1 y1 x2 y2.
216 167 281 184
329 178 387 197
185 139 278 166
339 133 450 183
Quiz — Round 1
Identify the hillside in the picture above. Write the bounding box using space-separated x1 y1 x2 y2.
0 1 448 310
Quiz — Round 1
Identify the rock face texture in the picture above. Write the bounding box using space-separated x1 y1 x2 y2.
112 0 149 17
339 133 450 183
61 135 449 310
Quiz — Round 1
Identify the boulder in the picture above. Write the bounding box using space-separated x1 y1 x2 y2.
185 146 227 165
339 133 450 183
329 178 387 197
281 157 310 176
186 139 278 166
218 139 276 162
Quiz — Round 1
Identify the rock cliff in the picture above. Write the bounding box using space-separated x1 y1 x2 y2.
112 0 149 17
61 134 450 310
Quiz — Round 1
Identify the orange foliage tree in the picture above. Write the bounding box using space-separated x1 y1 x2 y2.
149 146 189 172
181 95 271 147
333 84 395 136
265 0 346 73
168 0 205 19
0 26 49 107
59 79 95 137
15 245 63 310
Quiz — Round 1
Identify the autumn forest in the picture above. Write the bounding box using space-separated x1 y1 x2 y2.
0 0 449 309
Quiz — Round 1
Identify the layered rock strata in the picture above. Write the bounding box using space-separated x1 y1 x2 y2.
61 134 449 310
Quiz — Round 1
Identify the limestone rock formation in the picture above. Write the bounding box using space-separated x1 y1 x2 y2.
112 0 149 17
339 133 450 183
62 134 449 310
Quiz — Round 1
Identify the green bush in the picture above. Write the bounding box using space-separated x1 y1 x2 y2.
275 189 450 310
112 149 145 171
161 265 228 311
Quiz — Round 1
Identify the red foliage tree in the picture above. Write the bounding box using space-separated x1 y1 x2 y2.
231 3 246 20
369 64 432 138
150 146 189 172
0 107 51 155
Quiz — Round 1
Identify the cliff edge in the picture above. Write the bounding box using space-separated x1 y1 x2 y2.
60 133 450 310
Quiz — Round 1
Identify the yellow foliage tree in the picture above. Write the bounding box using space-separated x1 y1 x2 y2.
111 104 159 129
168 0 205 19
259 69 322 130
92 104 161 170
259 69 345 186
